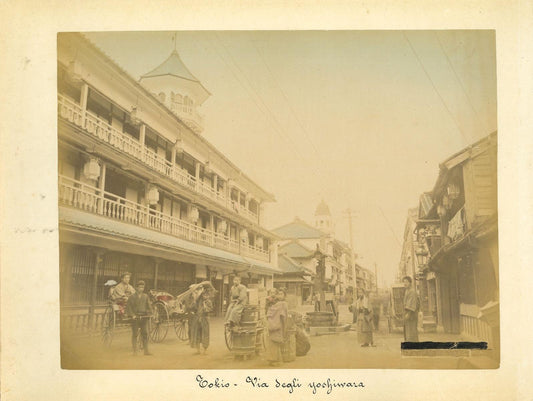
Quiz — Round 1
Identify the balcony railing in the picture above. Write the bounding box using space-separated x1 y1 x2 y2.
58 175 269 262
58 94 259 223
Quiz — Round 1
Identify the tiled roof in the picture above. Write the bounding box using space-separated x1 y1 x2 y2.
277 255 314 276
272 218 326 239
142 50 201 82
279 240 314 258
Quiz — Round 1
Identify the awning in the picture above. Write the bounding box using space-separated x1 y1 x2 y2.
60 207 274 276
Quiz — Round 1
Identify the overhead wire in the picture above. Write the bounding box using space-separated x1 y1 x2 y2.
209 32 326 183
434 31 492 136
402 31 472 145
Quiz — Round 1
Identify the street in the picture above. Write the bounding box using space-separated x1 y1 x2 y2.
61 305 495 370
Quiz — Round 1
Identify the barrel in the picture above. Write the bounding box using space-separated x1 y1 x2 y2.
241 305 259 323
281 330 296 362
233 329 256 354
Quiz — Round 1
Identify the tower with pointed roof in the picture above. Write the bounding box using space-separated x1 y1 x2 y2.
139 49 210 134
315 200 334 234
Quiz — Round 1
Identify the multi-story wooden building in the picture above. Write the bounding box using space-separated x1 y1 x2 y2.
414 132 498 349
57 33 279 330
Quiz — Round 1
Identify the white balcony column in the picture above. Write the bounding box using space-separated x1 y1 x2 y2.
195 161 201 190
209 214 215 246
245 194 250 212
97 162 106 214
226 180 231 208
258 202 264 225
139 124 146 160
237 190 241 207
213 174 218 193
80 83 89 126
170 145 177 167
237 224 241 253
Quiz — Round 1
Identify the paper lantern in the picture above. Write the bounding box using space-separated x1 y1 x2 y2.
83 158 100 181
218 220 227 234
189 206 199 223
147 187 159 205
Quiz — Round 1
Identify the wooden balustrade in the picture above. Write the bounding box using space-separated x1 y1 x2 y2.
58 94 263 223
58 176 269 262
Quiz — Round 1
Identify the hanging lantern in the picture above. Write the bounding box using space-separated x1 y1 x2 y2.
256 236 263 248
83 158 100 181
218 220 228 234
147 186 159 205
189 206 199 223
447 183 460 200
129 106 141 126
175 139 184 154
437 204 446 217
240 229 248 241
204 160 212 175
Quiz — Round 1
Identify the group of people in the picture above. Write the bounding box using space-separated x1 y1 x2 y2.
350 275 420 347
111 271 420 359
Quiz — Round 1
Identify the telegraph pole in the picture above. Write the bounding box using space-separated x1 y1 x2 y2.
343 208 356 250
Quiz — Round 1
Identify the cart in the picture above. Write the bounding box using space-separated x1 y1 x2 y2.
224 304 266 359
387 284 406 333
100 282 169 347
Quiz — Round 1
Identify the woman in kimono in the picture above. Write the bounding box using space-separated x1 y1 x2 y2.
266 288 288 366
357 289 374 347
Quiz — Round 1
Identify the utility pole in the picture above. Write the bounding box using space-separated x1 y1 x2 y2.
374 262 378 292
343 208 356 250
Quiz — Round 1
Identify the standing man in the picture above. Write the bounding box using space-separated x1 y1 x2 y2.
126 280 153 355
402 276 420 342
224 276 247 328
356 288 374 347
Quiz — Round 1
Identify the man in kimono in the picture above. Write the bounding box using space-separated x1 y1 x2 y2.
403 276 420 342
356 289 374 347
126 280 153 355
224 276 247 328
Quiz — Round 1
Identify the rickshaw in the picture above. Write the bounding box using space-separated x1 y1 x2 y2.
387 283 406 333
100 281 169 346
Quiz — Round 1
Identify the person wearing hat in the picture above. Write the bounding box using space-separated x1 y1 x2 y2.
126 280 153 355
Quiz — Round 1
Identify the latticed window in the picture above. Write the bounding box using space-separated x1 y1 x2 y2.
68 247 95 305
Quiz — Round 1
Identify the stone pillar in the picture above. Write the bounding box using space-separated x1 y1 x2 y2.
171 145 177 167
213 174 218 192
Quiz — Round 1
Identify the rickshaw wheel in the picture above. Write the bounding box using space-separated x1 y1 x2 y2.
224 323 234 351
150 302 169 343
101 306 115 347
174 316 189 341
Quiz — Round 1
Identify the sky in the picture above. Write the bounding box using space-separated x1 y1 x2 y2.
84 30 497 287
